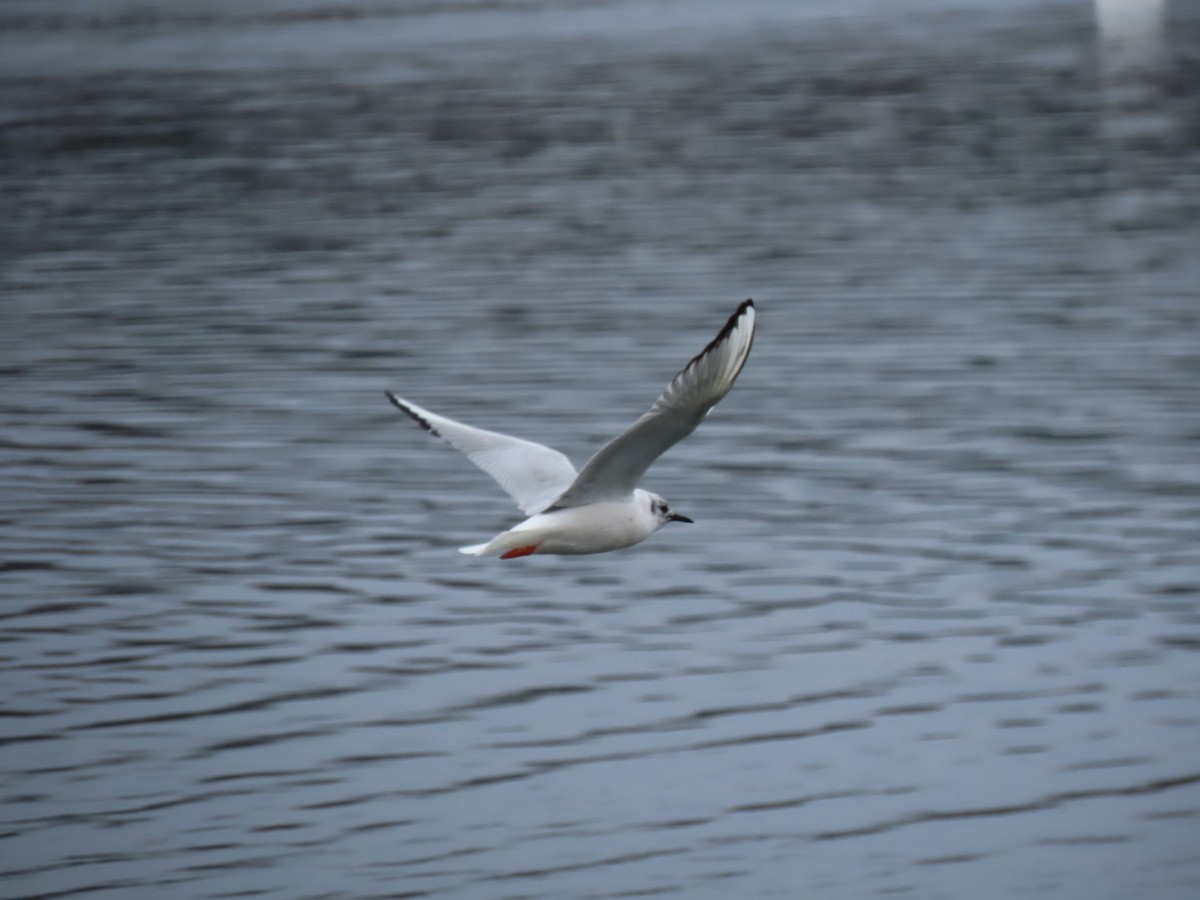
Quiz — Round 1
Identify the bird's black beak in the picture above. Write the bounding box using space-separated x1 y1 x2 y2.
669 512 694 524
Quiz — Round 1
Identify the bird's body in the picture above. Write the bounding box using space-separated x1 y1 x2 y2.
387 299 756 558
459 491 669 558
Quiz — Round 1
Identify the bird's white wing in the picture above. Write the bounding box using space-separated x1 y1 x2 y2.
385 392 578 515
549 299 756 510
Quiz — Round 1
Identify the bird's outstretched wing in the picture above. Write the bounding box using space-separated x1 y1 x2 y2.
548 299 756 510
385 392 578 515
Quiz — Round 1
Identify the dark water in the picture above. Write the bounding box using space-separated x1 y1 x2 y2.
3 1 1200 897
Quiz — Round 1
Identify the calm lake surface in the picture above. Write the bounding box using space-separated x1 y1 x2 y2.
2 1 1199 897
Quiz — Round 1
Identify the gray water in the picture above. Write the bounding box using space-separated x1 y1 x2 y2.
3 1 1200 898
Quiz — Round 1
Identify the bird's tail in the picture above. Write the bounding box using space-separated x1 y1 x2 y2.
459 526 547 558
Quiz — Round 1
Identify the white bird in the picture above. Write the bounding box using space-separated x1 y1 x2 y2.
386 299 756 558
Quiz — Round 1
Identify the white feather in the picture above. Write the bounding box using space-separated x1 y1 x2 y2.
385 393 577 516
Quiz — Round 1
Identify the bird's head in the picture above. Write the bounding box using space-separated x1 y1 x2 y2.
647 492 693 527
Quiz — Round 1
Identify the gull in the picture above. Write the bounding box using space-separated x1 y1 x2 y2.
386 299 755 558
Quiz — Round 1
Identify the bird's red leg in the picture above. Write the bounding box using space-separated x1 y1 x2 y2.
500 544 540 560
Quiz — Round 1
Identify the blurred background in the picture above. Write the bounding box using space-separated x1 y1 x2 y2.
2 0 1198 897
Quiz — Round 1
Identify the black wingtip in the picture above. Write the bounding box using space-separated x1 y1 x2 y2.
713 299 755 347
684 298 755 372
384 391 441 438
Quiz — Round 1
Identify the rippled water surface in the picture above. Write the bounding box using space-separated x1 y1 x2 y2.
3 1 1200 897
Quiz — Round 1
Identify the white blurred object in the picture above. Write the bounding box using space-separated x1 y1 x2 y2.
1095 0 1165 72
1094 0 1173 229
